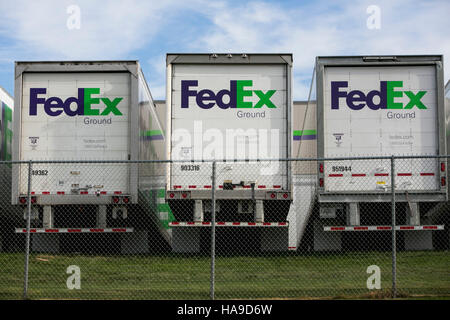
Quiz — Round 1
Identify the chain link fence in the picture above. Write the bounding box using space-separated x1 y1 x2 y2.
0 157 449 300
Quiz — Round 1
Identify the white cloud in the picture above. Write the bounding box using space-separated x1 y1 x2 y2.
144 54 167 99
0 0 184 60
0 0 448 100
194 0 450 99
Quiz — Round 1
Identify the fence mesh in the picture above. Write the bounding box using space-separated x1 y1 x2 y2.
0 157 449 300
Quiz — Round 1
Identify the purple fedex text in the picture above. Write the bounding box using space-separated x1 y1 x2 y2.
29 88 85 116
331 81 387 110
181 80 277 109
331 81 427 110
182 80 237 109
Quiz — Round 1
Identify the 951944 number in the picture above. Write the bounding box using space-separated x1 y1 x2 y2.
331 166 352 172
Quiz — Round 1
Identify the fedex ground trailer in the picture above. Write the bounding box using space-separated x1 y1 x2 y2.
12 61 168 253
165 53 293 252
312 55 447 251
446 80 450 248
0 86 13 161
152 99 310 251
0 86 17 252
288 100 317 251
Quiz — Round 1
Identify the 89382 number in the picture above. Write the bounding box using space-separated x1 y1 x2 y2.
31 170 48 176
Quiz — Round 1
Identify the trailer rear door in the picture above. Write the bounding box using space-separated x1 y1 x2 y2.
323 65 439 192
19 72 130 195
170 63 289 190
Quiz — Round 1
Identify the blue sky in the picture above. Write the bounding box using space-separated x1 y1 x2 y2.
0 0 449 101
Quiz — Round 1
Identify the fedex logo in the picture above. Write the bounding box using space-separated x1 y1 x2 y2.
331 81 427 110
29 88 123 116
181 80 277 109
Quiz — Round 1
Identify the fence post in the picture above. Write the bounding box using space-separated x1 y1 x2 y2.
23 160 32 299
210 161 216 300
391 155 397 298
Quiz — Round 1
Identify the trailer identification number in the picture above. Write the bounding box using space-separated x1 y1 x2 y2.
181 165 200 171
31 170 48 176
331 166 352 172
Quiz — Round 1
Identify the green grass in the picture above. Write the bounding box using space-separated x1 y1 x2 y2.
0 251 448 300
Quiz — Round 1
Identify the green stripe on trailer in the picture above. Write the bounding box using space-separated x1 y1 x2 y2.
158 203 176 230
141 130 164 136
138 189 175 231
293 129 317 141
157 188 165 198
1 103 12 161
156 189 175 230
293 129 317 136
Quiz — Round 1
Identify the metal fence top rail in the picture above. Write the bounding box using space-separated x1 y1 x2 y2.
1 155 449 165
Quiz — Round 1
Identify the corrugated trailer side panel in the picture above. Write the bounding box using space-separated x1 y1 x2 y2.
446 80 450 199
153 100 166 133
137 70 165 162
136 70 173 237
0 86 13 161
292 101 317 175
0 87 14 221
289 99 318 250
137 69 166 190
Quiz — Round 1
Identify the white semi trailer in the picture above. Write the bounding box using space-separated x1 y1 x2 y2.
287 100 317 251
0 86 16 251
0 86 13 161
152 99 310 251
165 53 293 252
12 61 168 253
310 55 447 251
